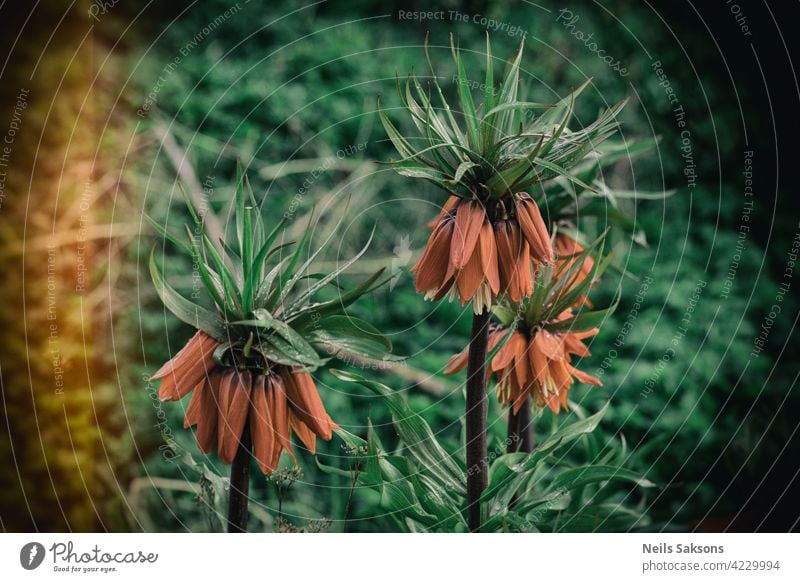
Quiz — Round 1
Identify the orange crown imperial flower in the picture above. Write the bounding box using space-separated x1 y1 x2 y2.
152 332 337 473
147 164 391 474
380 35 623 312
555 230 596 308
445 314 602 414
412 194 553 313
444 232 615 413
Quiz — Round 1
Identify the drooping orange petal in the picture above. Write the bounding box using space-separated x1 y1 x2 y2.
549 359 574 394
456 239 486 303
571 328 599 341
250 375 276 474
413 219 453 294
216 370 236 453
183 379 207 429
564 334 591 357
485 329 508 382
195 372 220 454
478 221 500 295
282 368 334 440
543 385 561 413
507 371 520 406
156 334 217 402
511 378 530 415
449 200 485 270
488 329 508 352
492 331 526 371
528 338 549 386
290 411 317 454
269 374 295 462
219 370 253 464
534 330 564 360
516 197 553 263
570 365 603 386
158 354 214 402
514 237 533 299
151 331 217 380
494 221 516 298
505 221 530 302
560 386 570 409
263 386 284 472
426 195 460 228
444 347 469 375
513 350 529 390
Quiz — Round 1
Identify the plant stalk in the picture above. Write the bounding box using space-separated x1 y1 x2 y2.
227 419 252 533
465 308 491 532
507 399 534 509
506 398 533 454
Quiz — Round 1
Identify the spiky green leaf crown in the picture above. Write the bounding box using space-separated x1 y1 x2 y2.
492 231 618 334
148 163 392 372
379 33 627 204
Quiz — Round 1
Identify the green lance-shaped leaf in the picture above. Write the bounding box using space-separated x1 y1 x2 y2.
287 267 388 330
550 465 656 491
182 224 226 312
494 38 525 137
450 35 480 150
232 311 326 369
311 315 391 350
330 369 466 495
149 249 226 340
282 224 377 316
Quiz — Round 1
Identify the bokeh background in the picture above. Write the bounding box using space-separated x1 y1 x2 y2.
1 0 798 532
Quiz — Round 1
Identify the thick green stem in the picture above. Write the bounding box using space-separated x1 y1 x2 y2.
507 399 534 509
466 308 491 532
227 420 252 533
506 398 533 454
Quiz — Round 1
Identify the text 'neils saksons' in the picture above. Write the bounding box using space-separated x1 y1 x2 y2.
643 543 724 554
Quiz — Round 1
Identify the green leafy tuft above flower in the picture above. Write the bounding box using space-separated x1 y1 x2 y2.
148 162 392 373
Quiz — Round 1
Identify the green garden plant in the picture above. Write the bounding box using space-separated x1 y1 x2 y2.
147 164 390 531
380 34 627 530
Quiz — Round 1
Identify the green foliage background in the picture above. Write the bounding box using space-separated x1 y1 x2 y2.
2 0 797 532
